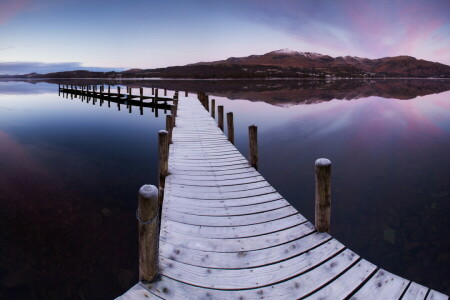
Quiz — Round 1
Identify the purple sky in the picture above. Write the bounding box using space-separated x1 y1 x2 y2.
0 0 449 74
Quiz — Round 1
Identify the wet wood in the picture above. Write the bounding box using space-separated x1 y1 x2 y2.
211 99 215 119
315 158 331 233
226 112 234 144
166 115 174 144
138 185 160 282
218 105 224 131
249 125 258 169
158 130 169 206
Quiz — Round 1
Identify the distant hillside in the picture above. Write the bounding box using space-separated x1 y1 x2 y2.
2 49 450 79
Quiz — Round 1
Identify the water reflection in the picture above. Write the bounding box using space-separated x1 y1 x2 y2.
10 78 450 104
0 80 449 299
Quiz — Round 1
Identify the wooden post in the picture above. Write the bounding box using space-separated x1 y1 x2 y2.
315 158 331 233
137 184 160 282
152 87 155 95
249 125 258 169
166 115 174 144
158 130 169 206
118 86 121 98
227 112 234 144
164 89 167 96
211 99 215 119
140 87 143 101
185 91 188 97
171 105 176 127
108 85 111 97
205 95 209 112
218 105 224 131
155 89 159 99
58 84 61 96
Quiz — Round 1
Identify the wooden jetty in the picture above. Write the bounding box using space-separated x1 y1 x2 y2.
115 91 447 299
58 85 174 116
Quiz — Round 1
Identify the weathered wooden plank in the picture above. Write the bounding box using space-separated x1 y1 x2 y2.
166 180 270 194
350 269 409 300
159 232 331 269
426 290 449 300
161 213 305 239
165 191 285 207
166 174 265 187
144 249 359 299
163 205 298 226
160 222 315 252
304 259 377 300
115 284 162 300
166 169 258 181
402 282 429 300
165 185 277 200
158 239 345 289
167 198 288 216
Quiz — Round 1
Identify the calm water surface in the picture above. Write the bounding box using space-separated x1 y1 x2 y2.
0 80 449 299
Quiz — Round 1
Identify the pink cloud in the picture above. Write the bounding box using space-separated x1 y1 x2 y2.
0 0 28 24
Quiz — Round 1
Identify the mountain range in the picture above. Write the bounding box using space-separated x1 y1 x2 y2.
2 49 450 79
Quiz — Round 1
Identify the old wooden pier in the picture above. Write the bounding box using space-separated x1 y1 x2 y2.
58 85 174 116
109 89 448 299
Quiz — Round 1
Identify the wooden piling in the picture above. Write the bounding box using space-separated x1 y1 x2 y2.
166 115 174 144
152 87 155 95
227 112 234 144
211 99 216 119
185 91 188 97
155 89 159 99
249 125 258 169
140 87 143 101
171 105 176 126
315 158 331 233
118 86 121 98
218 105 224 131
108 85 111 96
205 95 209 112
137 184 160 282
158 130 169 206
164 89 167 96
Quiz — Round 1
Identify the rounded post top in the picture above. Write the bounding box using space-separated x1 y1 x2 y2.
139 185 158 199
159 130 168 134
315 158 331 167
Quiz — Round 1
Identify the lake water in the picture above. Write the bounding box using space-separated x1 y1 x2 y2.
0 79 449 299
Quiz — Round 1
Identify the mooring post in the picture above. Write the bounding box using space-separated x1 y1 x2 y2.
58 84 61 96
205 95 210 112
227 112 234 144
166 115 174 144
140 87 143 101
108 85 111 97
171 105 177 127
211 99 216 119
164 89 167 96
152 87 155 95
185 90 188 97
315 158 331 233
137 184 160 282
158 130 169 206
249 125 258 169
117 86 121 98
218 105 224 131
155 89 159 100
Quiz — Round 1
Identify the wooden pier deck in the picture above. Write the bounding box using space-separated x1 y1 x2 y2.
118 95 448 300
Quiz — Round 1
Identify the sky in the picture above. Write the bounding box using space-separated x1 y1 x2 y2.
0 0 449 74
